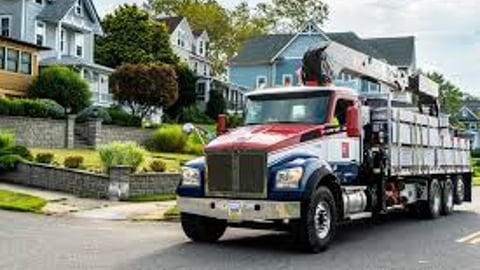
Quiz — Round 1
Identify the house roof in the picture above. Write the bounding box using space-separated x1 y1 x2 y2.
230 34 295 65
0 36 50 50
231 30 416 68
40 56 114 73
37 0 77 22
156 16 183 33
458 105 480 122
364 36 415 67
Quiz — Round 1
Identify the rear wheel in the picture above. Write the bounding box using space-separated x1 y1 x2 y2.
420 179 442 219
454 176 465 205
181 213 227 242
441 179 454 215
295 186 337 253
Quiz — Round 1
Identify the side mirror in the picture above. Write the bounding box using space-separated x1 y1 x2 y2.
182 123 195 135
346 105 361 137
216 114 227 136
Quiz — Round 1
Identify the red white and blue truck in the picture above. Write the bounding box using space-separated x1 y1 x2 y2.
176 45 472 253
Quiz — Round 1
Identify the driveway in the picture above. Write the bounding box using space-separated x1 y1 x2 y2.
1 188 480 270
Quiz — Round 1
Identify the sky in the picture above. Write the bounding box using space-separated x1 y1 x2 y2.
93 0 480 96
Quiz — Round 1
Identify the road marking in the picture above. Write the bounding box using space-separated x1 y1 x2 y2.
456 231 480 245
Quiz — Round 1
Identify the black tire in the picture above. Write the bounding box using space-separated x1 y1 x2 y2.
295 186 337 253
441 179 454 216
181 213 227 242
418 179 442 219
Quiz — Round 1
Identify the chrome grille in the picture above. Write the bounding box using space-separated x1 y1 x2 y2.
206 151 267 198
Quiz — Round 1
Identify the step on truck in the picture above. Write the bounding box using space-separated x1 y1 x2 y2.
176 46 472 253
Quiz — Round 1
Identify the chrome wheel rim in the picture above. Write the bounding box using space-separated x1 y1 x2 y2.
314 201 331 240
446 184 454 211
433 185 441 215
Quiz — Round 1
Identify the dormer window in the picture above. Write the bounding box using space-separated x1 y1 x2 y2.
177 30 185 47
75 0 83 16
0 15 11 37
302 23 320 35
199 40 204 56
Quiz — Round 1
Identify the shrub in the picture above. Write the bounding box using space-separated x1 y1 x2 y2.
145 125 187 153
0 131 15 149
35 153 54 164
149 160 167 172
472 149 480 158
76 106 112 123
179 106 214 124
228 114 244 128
98 142 146 170
64 156 84 169
108 106 142 127
6 145 33 161
205 90 226 120
0 98 65 119
29 65 91 113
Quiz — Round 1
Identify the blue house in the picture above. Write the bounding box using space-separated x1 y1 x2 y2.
228 22 416 94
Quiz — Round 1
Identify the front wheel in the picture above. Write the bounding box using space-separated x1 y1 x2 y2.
181 213 227 242
295 186 337 253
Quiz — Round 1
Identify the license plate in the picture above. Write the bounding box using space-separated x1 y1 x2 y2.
228 202 242 221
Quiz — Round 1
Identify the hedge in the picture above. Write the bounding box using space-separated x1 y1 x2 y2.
0 98 65 119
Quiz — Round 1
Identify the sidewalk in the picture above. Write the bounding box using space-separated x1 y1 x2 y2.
0 183 177 221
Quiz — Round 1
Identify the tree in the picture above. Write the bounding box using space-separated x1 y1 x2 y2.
29 66 91 113
427 72 463 116
257 0 329 33
110 63 179 118
95 4 177 68
205 90 226 120
165 64 198 120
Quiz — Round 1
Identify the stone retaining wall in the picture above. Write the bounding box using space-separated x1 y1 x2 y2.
0 163 181 200
0 116 70 148
99 125 150 146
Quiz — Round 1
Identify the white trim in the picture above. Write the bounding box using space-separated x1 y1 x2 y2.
460 106 480 121
269 21 331 63
0 15 12 38
256 75 267 89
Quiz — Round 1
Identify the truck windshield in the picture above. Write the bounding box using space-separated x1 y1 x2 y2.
245 91 331 125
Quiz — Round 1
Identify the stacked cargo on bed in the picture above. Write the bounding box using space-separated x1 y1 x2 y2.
371 107 470 176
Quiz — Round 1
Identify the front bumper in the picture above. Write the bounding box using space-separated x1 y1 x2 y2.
177 197 301 221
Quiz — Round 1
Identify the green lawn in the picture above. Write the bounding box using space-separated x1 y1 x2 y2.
30 148 199 172
125 193 176 202
0 190 47 213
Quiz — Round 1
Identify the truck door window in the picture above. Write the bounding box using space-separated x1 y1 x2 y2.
334 99 353 126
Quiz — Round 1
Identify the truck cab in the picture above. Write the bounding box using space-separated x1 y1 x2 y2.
177 86 472 253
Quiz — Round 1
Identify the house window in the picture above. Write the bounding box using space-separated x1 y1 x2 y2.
462 110 468 118
0 47 5 69
283 74 293 86
470 123 477 130
199 40 204 56
6 49 19 72
75 0 83 16
35 21 46 46
0 15 11 37
75 33 84 57
203 64 207 76
256 76 267 89
60 29 67 54
20 52 32 74
196 82 206 100
177 30 185 47
34 0 43 5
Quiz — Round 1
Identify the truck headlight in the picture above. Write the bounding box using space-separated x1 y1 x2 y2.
275 167 304 189
181 167 201 187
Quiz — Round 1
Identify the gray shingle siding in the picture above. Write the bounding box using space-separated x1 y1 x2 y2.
364 37 415 68
37 0 77 22
230 34 294 65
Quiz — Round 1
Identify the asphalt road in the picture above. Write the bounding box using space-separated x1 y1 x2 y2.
2 189 480 270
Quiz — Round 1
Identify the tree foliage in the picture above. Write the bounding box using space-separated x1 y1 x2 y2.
165 64 198 120
110 63 179 118
205 90 226 120
29 66 91 113
427 72 463 116
95 4 177 68
257 0 329 33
